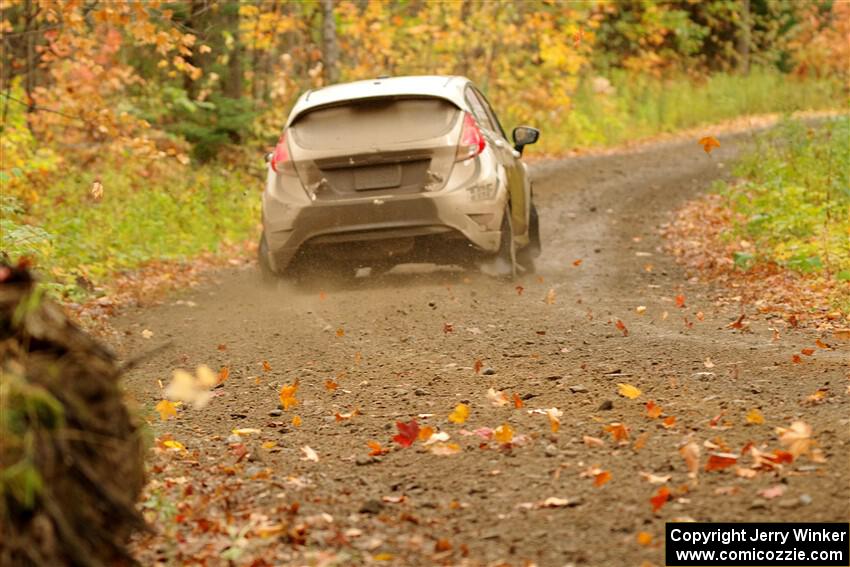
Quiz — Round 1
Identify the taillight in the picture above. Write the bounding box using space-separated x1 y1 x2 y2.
455 112 486 162
270 131 294 175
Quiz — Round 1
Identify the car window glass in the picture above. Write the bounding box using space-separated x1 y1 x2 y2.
472 88 508 140
464 87 496 133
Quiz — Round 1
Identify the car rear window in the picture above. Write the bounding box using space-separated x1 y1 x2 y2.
290 97 459 150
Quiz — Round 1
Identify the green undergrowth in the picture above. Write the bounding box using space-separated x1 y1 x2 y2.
1 161 260 302
535 68 844 153
718 116 849 310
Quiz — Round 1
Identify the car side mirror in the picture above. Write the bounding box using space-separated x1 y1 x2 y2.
512 126 540 155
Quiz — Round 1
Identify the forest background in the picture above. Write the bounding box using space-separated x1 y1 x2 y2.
1 0 848 303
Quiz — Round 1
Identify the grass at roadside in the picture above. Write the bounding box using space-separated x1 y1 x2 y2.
538 68 843 153
668 116 849 321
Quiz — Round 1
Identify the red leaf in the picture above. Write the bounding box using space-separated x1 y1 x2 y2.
473 359 483 374
800 348 814 356
393 419 420 447
615 319 629 337
705 453 738 471
650 486 670 513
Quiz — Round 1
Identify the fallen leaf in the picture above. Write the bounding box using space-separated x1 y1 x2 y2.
544 288 556 304
367 441 389 456
487 388 510 407
791 354 803 363
759 485 786 500
515 285 524 296
804 388 829 404
540 496 576 508
698 135 720 154
262 360 272 372
393 419 420 447
675 294 686 308
604 422 630 443
336 328 345 337
155 399 177 421
650 486 671 513
572 259 582 267
679 442 701 478
832 328 850 341
161 440 185 451
801 348 815 356
382 495 406 503
618 383 641 399
662 416 676 429
727 314 746 329
494 423 514 444
512 393 524 409
615 319 629 337
435 538 452 552
418 425 435 442
636 532 653 546
696 311 704 321
232 428 261 435
292 415 302 427
546 407 563 433
218 366 229 383
448 403 470 424
325 379 338 392
777 420 813 457
703 357 715 368
261 441 277 450
335 408 359 421
636 305 647 314
746 408 765 425
443 322 453 333
633 432 650 451
141 329 154 339
164 366 216 409
430 443 462 456
640 472 671 484
300 445 319 462
473 359 483 374
645 400 662 419
583 435 605 447
705 453 738 471
593 470 611 487
815 339 830 349
318 290 327 301
279 381 299 410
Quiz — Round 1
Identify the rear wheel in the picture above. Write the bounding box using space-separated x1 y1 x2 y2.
516 202 541 274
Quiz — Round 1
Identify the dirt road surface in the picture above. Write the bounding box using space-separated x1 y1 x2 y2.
118 131 849 566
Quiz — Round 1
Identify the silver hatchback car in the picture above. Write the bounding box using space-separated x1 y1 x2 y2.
259 75 540 280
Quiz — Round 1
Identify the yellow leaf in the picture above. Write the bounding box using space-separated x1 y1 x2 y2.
746 408 764 425
162 440 184 450
155 399 177 421
261 441 277 449
292 415 302 427
618 383 641 399
448 403 470 424
494 423 514 444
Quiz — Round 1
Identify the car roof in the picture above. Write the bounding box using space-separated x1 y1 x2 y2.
287 75 472 125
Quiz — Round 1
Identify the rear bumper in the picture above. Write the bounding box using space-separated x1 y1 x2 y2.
263 176 506 272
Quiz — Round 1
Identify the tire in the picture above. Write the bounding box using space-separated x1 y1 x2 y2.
258 233 277 285
497 204 518 279
516 201 541 273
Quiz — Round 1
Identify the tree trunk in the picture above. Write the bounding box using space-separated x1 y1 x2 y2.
737 0 750 76
321 0 340 85
223 2 243 99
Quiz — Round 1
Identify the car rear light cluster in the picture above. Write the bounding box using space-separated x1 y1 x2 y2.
455 112 486 162
270 131 296 175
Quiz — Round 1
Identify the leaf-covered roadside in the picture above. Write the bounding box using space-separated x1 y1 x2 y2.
666 117 850 326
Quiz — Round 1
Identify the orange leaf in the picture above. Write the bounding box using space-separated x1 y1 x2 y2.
801 348 815 356
772 450 794 464
593 470 611 487
218 366 229 383
650 486 670 513
217 343 227 351
705 453 738 471
291 415 302 427
318 290 327 301
633 432 649 451
418 425 435 442
815 339 830 349
335 327 345 337
435 539 452 552
393 419 420 447
698 136 720 154
645 400 662 419
325 379 338 392
572 259 582 267
473 359 483 374
279 381 299 410
675 294 686 308
443 322 453 333
547 408 562 434
512 393 524 408
636 532 653 546
791 354 802 363
746 408 764 425
515 285 524 295
262 360 271 372
662 416 676 429
615 319 629 337
604 422 630 442
367 440 388 456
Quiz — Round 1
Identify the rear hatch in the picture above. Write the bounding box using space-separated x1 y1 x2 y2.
287 96 460 200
